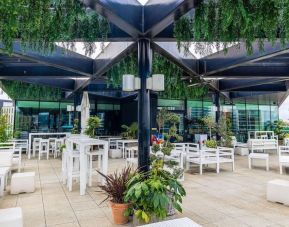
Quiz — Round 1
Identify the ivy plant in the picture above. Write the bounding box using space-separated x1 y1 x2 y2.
1 80 61 101
174 0 289 55
0 0 110 55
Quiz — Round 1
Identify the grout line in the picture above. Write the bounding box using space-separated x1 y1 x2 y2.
48 158 81 227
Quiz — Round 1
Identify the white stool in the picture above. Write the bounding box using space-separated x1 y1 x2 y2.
49 138 56 156
66 150 80 192
86 149 104 186
54 138 64 158
267 179 289 205
248 153 269 171
125 146 138 158
0 167 9 197
32 138 41 158
0 207 23 227
39 139 49 160
10 172 35 194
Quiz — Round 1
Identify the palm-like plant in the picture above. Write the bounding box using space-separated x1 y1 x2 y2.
85 116 101 138
121 122 138 139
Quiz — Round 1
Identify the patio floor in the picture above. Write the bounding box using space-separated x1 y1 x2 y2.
1 155 289 227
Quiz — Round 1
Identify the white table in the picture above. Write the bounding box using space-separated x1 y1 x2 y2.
137 217 202 227
66 137 108 195
28 132 70 159
116 139 138 158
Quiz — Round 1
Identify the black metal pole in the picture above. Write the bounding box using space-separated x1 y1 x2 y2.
138 39 152 172
214 92 221 140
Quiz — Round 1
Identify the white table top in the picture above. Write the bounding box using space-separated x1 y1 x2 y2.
116 139 138 143
137 217 202 227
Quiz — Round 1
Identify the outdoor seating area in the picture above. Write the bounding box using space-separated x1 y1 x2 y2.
2 0 289 226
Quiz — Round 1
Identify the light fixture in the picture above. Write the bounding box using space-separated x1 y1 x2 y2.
122 74 165 92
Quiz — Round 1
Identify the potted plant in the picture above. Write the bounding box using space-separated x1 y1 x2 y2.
124 162 186 225
97 166 134 225
201 115 216 139
217 115 233 147
71 118 79 134
121 122 138 139
84 116 101 138
205 139 217 148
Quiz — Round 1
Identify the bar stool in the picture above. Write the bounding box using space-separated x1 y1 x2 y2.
48 138 56 157
33 138 41 158
86 146 104 187
54 138 64 158
38 139 49 160
66 149 80 192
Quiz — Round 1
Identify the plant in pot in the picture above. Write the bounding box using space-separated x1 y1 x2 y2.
121 122 138 139
71 118 79 134
97 166 135 225
217 115 233 147
201 115 216 139
205 139 217 148
124 160 186 225
84 116 101 138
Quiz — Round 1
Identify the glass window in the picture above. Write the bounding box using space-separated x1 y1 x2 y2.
158 99 184 111
247 103 260 131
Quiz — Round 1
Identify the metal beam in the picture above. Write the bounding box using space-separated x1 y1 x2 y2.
144 0 197 37
67 42 137 98
0 42 94 77
81 0 142 38
222 81 287 92
152 42 198 76
201 42 289 76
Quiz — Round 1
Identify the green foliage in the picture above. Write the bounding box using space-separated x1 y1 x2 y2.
0 0 109 54
84 116 101 138
0 114 12 142
71 118 79 134
121 122 138 139
174 0 289 55
205 139 217 149
1 80 61 101
156 108 168 133
98 166 135 204
201 115 216 139
106 53 208 99
124 166 186 223
272 120 288 140
60 144 66 153
217 115 233 147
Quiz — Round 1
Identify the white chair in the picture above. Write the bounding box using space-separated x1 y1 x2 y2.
54 138 64 158
48 138 56 156
125 146 138 159
86 146 104 187
0 142 21 172
66 149 80 192
185 143 200 170
218 147 235 172
278 146 289 174
0 167 10 197
0 207 23 227
32 138 41 157
11 139 28 155
38 139 49 160
248 153 269 171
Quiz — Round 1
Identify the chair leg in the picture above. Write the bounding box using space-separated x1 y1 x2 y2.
266 159 269 171
89 155 92 187
280 164 283 174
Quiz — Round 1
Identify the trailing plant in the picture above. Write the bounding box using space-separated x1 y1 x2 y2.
0 0 110 55
174 0 289 55
84 116 101 138
106 53 208 99
201 115 216 139
71 118 79 134
205 139 217 149
1 80 61 101
124 164 186 224
0 114 12 142
97 166 135 204
121 122 138 139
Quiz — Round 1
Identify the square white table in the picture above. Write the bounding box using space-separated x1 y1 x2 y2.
137 217 202 227
66 137 108 195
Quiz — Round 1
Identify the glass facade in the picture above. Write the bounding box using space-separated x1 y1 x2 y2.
14 96 279 142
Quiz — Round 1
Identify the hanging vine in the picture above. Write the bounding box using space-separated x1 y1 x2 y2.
0 0 110 55
105 53 208 99
1 80 62 101
174 0 287 55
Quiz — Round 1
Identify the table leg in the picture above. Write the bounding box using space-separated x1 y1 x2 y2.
79 145 87 196
28 134 31 159
102 142 109 185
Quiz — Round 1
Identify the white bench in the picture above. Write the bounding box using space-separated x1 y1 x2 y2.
0 167 10 197
137 217 202 227
278 146 289 174
248 153 269 171
10 172 35 195
267 179 289 205
0 207 23 227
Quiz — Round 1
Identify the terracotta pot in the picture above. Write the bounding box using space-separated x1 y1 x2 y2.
110 201 130 225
